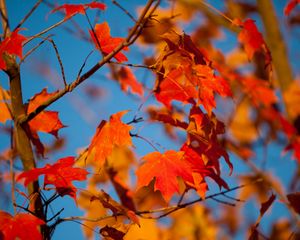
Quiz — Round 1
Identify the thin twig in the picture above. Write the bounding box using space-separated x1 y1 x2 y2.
210 196 235 207
111 0 137 22
0 0 10 37
24 18 66 45
14 0 43 31
136 179 262 217
47 208 64 222
130 132 160 151
14 203 37 216
76 51 94 80
20 35 52 64
47 37 67 86
109 61 156 70
21 35 67 86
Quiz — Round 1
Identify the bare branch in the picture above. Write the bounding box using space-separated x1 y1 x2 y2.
14 0 42 31
18 0 160 126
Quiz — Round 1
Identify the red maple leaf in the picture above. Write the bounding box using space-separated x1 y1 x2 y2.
52 2 106 19
136 150 195 202
0 211 44 240
185 106 233 181
17 157 88 200
87 111 132 165
90 22 128 62
235 19 271 66
181 143 229 196
118 67 144 96
284 0 300 15
0 28 27 70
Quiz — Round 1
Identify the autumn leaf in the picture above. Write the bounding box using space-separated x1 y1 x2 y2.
118 67 143 97
166 205 218 240
155 66 197 109
0 28 27 70
25 88 65 155
235 19 271 66
87 111 132 166
240 77 277 107
0 86 11 124
230 99 258 143
100 225 125 240
17 156 88 200
283 81 300 120
52 2 106 19
124 219 159 240
181 143 229 197
0 211 44 240
287 192 300 214
91 190 140 226
27 88 65 137
155 32 231 113
90 22 128 62
284 0 300 16
136 150 194 202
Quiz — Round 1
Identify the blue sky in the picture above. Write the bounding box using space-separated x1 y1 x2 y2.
1 0 299 239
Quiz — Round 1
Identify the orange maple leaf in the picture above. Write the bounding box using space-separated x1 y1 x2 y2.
26 88 65 155
0 28 27 70
87 111 132 165
27 88 65 137
284 0 300 15
136 150 194 202
52 2 106 19
0 86 11 124
155 66 197 109
240 77 277 107
0 211 44 240
17 157 88 200
90 22 128 62
155 32 231 113
118 67 143 97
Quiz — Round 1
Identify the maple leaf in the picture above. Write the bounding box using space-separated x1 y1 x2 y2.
0 211 44 240
181 143 229 197
17 157 88 200
90 22 128 62
118 67 144 97
0 28 27 70
52 2 106 19
136 150 194 202
185 106 232 179
155 66 197 109
0 86 11 124
87 111 132 166
235 19 271 66
26 88 65 155
27 88 65 137
155 32 231 112
240 77 277 107
284 0 300 16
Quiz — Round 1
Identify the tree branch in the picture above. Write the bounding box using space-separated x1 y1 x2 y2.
256 0 294 117
18 0 159 126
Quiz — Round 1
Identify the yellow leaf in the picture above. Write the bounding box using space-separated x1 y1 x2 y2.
230 99 258 143
283 80 300 120
124 218 159 240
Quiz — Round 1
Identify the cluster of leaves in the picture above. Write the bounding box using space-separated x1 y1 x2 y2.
1 0 300 240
